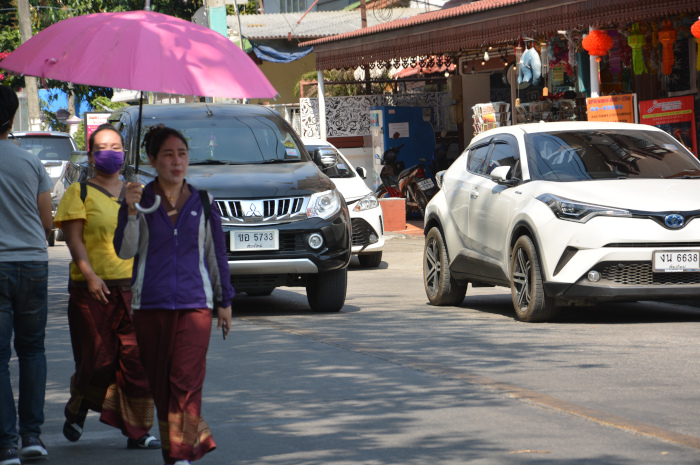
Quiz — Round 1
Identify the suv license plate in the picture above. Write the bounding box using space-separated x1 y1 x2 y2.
653 250 700 272
417 178 435 191
230 230 279 252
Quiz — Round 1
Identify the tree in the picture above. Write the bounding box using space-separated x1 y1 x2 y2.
0 0 204 120
294 69 393 98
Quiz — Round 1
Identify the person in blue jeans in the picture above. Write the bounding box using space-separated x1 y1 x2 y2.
0 85 54 465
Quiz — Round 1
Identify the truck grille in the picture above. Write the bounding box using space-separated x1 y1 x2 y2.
601 262 700 286
215 197 308 224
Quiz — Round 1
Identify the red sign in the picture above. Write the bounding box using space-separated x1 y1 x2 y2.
639 95 697 156
83 112 111 150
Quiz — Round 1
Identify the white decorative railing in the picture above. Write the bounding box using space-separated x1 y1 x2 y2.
300 92 450 138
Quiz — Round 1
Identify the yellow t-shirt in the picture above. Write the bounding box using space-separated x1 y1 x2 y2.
54 182 133 282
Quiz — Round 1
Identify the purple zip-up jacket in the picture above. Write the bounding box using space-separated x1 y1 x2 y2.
114 182 234 310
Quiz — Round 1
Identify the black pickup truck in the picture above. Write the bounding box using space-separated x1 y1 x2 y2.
107 103 351 312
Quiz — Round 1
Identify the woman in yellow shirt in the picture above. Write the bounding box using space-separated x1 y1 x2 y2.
53 124 160 450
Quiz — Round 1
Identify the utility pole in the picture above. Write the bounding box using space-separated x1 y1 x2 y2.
17 0 42 130
360 0 370 95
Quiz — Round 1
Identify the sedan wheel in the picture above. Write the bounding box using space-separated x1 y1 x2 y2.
510 235 558 322
424 227 467 306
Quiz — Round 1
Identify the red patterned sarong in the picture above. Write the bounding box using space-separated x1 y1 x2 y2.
64 286 154 438
133 308 215 464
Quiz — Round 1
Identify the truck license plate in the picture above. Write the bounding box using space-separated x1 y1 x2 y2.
653 250 700 272
417 178 435 191
230 230 279 252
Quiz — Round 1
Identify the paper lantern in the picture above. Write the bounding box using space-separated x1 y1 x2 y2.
582 29 614 62
693 17 700 71
658 20 676 75
627 23 647 75
692 16 700 39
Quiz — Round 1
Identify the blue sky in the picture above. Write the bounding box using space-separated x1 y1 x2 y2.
39 89 90 117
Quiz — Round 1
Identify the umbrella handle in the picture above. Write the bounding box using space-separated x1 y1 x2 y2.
134 195 161 214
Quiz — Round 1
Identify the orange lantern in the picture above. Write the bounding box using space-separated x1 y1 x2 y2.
692 17 700 72
658 20 676 75
582 29 614 62
692 16 700 39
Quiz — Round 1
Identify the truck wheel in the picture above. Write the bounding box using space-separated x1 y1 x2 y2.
306 268 347 312
358 251 382 268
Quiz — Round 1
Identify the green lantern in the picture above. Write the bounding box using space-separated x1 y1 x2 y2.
627 23 647 75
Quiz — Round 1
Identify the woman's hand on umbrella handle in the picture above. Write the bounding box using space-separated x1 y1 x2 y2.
125 182 144 215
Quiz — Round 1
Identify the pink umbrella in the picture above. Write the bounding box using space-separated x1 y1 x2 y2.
2 10 278 213
0 10 277 99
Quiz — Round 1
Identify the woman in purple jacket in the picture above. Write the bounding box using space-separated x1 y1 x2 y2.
114 125 234 465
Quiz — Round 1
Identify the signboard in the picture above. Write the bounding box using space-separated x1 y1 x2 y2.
586 94 637 123
639 95 697 156
84 112 111 149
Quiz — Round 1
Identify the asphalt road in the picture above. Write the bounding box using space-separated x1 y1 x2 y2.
9 234 700 464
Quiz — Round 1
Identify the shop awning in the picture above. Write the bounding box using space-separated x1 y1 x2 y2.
303 0 700 70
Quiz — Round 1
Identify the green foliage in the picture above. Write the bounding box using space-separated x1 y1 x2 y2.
0 0 204 113
227 1 257 15
294 69 393 98
70 96 127 150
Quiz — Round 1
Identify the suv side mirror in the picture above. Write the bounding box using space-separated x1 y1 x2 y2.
490 165 519 186
313 148 338 169
356 166 367 179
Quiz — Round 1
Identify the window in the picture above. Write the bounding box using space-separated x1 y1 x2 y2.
467 144 492 175
487 142 521 178
281 0 306 13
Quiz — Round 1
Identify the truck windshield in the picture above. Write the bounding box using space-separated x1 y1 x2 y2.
526 129 700 181
140 116 308 165
11 135 75 161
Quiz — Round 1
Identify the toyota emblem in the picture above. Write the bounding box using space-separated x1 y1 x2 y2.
664 214 684 229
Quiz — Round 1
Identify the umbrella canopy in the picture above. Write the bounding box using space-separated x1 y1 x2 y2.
0 10 277 99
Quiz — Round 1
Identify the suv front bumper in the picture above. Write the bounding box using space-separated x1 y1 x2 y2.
223 209 351 276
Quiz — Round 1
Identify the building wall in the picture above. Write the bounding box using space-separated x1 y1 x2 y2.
247 53 317 105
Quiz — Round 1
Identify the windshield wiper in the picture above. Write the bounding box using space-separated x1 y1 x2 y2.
260 158 303 164
189 160 231 165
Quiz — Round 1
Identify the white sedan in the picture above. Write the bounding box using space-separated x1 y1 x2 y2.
424 121 700 322
303 138 385 267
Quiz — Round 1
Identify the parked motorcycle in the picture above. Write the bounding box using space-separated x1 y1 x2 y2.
375 133 436 218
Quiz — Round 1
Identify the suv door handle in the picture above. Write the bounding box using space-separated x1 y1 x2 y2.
470 189 479 199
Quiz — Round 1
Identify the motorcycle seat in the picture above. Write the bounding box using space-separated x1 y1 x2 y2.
398 164 421 181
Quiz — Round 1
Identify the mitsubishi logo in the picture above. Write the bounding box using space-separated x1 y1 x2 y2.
246 203 262 217
665 214 684 229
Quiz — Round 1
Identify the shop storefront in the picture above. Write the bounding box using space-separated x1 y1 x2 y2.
303 0 700 155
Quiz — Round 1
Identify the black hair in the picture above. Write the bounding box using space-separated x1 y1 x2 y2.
88 123 124 154
142 124 188 159
0 85 19 133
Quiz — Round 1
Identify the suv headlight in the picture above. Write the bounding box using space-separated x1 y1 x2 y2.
353 193 379 212
537 193 630 223
307 189 342 219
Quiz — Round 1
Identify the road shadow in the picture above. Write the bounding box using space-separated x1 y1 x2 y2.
457 292 700 324
232 288 361 316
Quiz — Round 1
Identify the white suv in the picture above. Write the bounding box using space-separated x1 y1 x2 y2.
423 122 700 322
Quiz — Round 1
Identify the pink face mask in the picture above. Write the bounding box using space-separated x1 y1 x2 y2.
92 150 124 175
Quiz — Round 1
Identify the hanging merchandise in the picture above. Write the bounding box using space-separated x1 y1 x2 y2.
582 29 613 83
608 30 622 76
692 16 700 71
577 51 591 97
518 45 542 86
658 20 677 75
627 23 647 75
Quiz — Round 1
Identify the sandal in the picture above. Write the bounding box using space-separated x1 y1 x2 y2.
62 409 88 442
127 434 161 449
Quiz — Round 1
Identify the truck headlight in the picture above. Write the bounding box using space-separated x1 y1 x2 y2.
537 193 630 223
307 189 342 219
353 193 379 211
